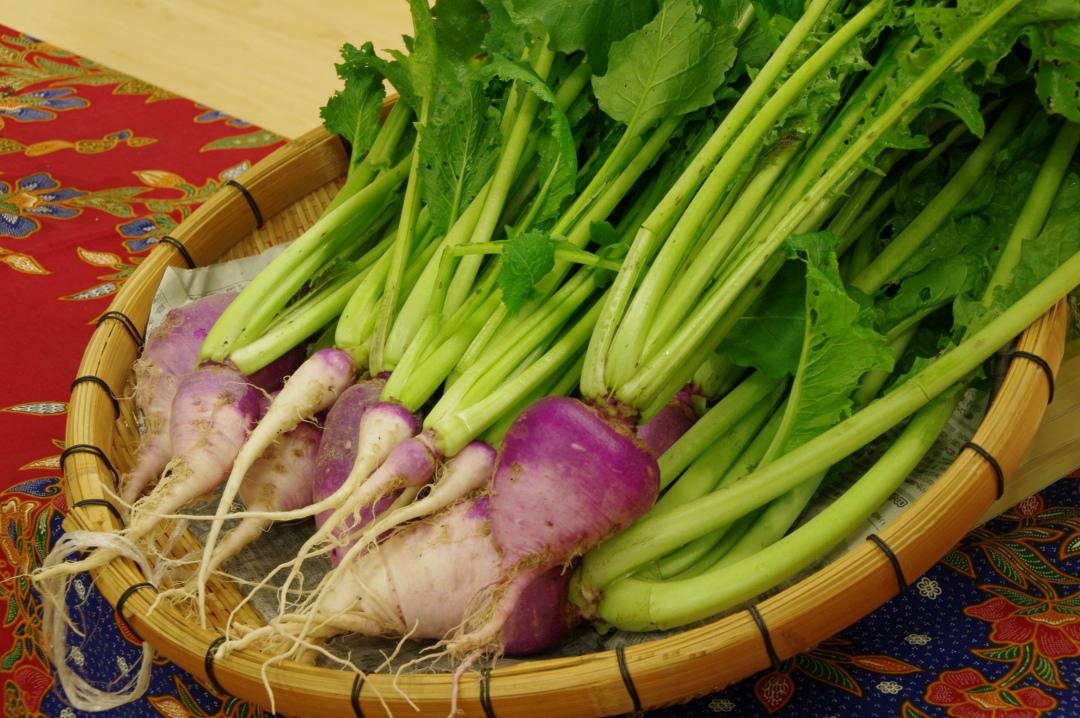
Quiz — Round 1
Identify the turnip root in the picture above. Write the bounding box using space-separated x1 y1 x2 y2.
203 422 322 577
229 497 577 662
196 348 357 624
122 293 236 504
227 396 654 681
313 379 387 565
448 396 658 657
326 441 496 569
245 346 306 394
35 362 263 582
277 422 434 611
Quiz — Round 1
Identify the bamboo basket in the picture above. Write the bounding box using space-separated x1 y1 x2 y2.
62 125 1069 717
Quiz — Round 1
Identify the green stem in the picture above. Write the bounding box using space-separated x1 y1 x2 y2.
591 393 960 630
657 371 780 486
443 44 556 315
620 1 1024 410
325 100 414 214
200 156 409 361
369 94 432 374
436 299 602 456
985 121 1080 293
581 0 836 399
619 13 896 383
667 512 760 579
578 240 1080 593
658 392 781 512
426 269 599 429
851 98 1027 294
642 138 804 356
448 241 622 272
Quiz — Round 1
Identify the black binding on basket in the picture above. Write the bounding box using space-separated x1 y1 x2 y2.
204 635 229 696
350 672 365 718
71 498 124 527
157 235 197 269
747 605 781 669
115 581 156 641
225 179 265 229
961 440 1005 499
60 444 120 485
1008 350 1055 404
866 533 908 592
479 666 496 718
615 644 643 713
70 375 120 417
96 310 144 350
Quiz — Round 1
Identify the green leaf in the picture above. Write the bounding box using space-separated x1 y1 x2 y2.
592 0 738 137
1034 654 1064 687
434 0 488 60
998 171 1080 303
974 645 1021 661
419 59 501 232
920 72 987 138
498 229 555 311
986 546 1027 587
984 585 1045 607
480 0 527 58
943 549 977 578
1 641 22 671
795 654 861 696
878 255 970 332
780 232 894 451
531 121 577 229
320 42 387 169
483 55 578 226
722 259 806 379
1062 532 1080 559
589 219 620 247
1031 19 1080 122
1004 539 1080 584
506 0 658 74
363 0 438 113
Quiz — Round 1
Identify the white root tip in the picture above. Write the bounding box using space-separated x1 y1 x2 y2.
37 531 155 711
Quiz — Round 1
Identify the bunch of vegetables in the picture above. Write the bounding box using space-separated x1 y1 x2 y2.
36 0 1080 711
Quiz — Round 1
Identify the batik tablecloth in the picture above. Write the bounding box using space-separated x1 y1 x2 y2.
2 25 1079 718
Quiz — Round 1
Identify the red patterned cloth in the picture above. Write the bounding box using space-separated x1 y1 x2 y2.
0 26 283 717
3 23 1080 718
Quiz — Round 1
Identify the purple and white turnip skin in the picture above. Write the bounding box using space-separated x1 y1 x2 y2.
196 347 357 624
449 396 659 656
276 413 432 609
342 440 496 555
128 363 264 539
266 496 577 656
635 385 699 457
203 421 322 576
244 346 305 394
312 379 387 564
122 293 236 504
226 397 659 666
33 361 264 585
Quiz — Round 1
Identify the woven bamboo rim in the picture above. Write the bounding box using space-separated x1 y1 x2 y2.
62 125 1069 717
